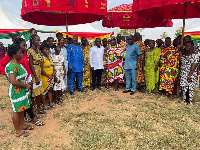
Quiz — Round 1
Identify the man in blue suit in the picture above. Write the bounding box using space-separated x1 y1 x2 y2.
67 35 85 95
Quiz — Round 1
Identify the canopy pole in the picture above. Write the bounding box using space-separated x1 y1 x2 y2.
177 2 187 97
66 14 68 37
181 2 187 47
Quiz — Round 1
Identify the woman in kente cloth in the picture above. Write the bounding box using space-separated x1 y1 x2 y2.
180 41 199 104
101 38 109 86
81 37 91 89
106 38 125 91
134 32 146 92
144 40 161 92
6 44 32 137
159 37 179 96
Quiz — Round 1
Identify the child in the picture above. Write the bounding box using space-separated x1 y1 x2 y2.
6 44 33 137
59 37 68 91
28 34 44 114
41 42 56 109
52 45 66 104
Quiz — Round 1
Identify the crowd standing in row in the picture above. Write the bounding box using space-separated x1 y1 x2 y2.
0 28 199 137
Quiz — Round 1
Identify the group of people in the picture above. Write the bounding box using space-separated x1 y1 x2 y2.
0 27 199 137
123 33 199 106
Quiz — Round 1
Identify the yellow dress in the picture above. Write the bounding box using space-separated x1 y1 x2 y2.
27 48 43 97
41 56 54 95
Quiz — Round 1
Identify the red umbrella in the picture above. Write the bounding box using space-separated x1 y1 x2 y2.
133 0 200 19
21 0 107 33
102 3 173 29
132 0 200 44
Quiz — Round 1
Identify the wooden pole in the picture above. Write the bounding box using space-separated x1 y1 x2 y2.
177 2 187 97
66 14 68 37
181 2 187 47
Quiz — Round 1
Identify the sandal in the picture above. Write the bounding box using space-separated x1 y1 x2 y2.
23 125 34 130
16 131 30 137
24 117 31 123
44 106 51 110
55 100 62 105
33 120 45 126
37 110 47 114
50 103 55 108
115 88 119 91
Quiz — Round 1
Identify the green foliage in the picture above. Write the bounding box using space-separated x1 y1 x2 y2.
118 28 144 36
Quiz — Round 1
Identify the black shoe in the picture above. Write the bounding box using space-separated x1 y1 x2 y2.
97 87 101 90
92 87 95 91
123 90 131 93
70 92 74 95
79 90 86 93
130 91 135 95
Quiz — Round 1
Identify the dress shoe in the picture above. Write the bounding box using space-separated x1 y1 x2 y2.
123 90 131 93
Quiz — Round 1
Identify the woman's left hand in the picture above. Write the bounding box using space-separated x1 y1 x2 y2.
187 76 192 82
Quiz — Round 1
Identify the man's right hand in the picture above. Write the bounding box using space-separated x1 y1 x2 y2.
91 67 94 71
69 66 73 71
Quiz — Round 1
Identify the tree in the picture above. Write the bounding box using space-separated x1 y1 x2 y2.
118 28 144 36
160 32 168 39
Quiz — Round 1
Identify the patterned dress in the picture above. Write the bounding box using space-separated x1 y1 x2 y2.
52 54 66 91
144 51 156 91
41 56 54 95
101 46 108 85
144 47 161 92
135 41 146 84
27 48 43 97
82 45 91 87
159 46 179 94
106 45 125 83
6 61 31 112
180 53 199 103
117 42 126 69
153 47 162 91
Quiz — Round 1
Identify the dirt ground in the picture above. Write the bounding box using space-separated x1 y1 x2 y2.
1 75 200 149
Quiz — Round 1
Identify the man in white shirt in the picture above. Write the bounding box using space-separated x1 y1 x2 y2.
90 38 104 90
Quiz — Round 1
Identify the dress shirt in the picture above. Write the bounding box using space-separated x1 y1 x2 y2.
125 43 142 69
89 46 104 70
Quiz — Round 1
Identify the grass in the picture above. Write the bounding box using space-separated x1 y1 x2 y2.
1 75 200 149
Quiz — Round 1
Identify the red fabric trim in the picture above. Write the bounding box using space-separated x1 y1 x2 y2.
107 59 122 70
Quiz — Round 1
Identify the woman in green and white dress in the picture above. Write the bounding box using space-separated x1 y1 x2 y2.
6 44 33 137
